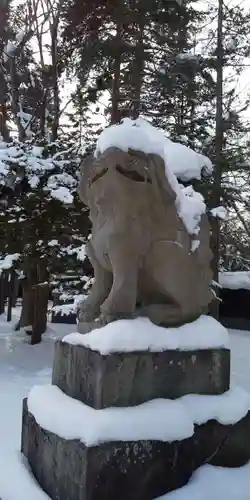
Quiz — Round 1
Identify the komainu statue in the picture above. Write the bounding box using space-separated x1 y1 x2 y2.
78 147 213 327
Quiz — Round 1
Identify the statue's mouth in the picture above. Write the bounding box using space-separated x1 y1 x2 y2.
89 165 151 186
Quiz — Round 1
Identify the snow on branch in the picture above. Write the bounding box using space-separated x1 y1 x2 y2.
210 206 228 221
0 253 20 271
0 139 80 205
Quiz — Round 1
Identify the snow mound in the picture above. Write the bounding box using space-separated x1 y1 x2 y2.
219 271 250 290
1 454 250 500
0 452 50 500
95 118 213 181
159 462 250 500
94 117 210 244
63 315 229 355
27 385 250 447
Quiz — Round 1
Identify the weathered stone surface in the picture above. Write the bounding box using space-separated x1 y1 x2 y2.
52 340 230 408
78 148 213 327
21 399 250 500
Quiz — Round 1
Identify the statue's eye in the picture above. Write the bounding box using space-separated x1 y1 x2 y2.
89 167 108 185
116 165 151 183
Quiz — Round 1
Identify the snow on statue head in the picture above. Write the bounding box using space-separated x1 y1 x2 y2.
78 119 213 328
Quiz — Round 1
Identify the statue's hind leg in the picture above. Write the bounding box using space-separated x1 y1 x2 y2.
141 241 200 325
138 303 199 327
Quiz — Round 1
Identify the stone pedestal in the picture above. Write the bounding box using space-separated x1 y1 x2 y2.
21 333 250 500
21 399 250 500
52 341 230 408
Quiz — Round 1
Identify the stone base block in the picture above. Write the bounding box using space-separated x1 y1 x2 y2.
52 340 230 408
21 399 250 500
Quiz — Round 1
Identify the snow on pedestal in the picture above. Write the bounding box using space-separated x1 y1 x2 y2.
27 385 194 445
63 315 229 354
27 384 250 446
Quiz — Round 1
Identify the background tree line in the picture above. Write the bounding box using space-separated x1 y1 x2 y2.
0 0 250 342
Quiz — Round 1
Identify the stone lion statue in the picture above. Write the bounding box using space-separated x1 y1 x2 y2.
78 147 213 328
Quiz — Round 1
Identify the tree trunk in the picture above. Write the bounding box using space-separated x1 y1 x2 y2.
31 262 49 345
0 102 9 141
16 275 36 332
0 271 8 315
9 56 26 140
209 0 224 319
31 282 49 345
12 272 19 308
15 258 49 344
111 13 122 124
7 268 16 322
131 1 145 120
14 256 37 331
51 16 60 141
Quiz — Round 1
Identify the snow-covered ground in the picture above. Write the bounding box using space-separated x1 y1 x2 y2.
0 314 249 499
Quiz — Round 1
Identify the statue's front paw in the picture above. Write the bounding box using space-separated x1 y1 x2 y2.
99 312 117 326
78 306 96 323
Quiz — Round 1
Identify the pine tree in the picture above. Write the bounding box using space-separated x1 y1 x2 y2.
0 0 92 342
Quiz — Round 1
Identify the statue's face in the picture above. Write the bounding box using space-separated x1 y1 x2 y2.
79 150 178 225
79 149 168 223
88 161 153 216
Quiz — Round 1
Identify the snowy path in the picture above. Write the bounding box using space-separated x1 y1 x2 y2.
0 317 73 455
0 316 249 499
